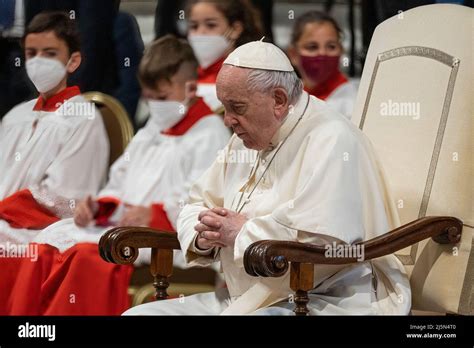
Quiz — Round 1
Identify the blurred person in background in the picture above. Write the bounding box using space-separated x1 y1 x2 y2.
154 0 273 42
185 0 263 112
288 11 359 119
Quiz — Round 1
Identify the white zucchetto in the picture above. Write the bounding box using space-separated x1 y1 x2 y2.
223 39 294 72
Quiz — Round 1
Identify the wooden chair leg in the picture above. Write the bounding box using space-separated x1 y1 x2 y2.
290 262 314 316
150 248 173 300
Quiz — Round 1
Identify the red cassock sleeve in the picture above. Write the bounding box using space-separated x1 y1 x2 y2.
0 189 59 229
149 203 175 232
94 196 121 226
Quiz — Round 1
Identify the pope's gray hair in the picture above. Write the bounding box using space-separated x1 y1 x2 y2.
246 69 304 105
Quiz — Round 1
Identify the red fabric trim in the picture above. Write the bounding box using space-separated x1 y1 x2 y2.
162 97 213 136
33 86 81 112
149 203 175 232
0 189 59 229
94 196 121 227
197 56 226 84
8 243 133 315
304 71 348 101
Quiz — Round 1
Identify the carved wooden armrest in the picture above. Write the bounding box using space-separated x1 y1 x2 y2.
99 227 181 300
243 216 462 315
99 226 181 264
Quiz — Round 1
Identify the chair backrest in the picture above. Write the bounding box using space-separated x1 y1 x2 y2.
351 4 473 314
83 92 135 166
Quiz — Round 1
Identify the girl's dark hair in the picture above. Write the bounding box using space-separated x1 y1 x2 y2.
291 11 343 46
22 11 80 54
186 0 263 47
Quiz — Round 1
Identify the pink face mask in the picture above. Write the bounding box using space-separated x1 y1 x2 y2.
300 55 340 84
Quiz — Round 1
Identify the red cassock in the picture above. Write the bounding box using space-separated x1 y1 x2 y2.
197 56 226 85
8 243 133 315
0 189 60 315
6 199 176 315
304 70 348 101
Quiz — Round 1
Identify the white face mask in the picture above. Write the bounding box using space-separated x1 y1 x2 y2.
147 99 188 131
188 34 231 69
26 56 68 93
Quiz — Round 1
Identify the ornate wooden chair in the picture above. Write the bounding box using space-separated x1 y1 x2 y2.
83 91 134 166
98 4 472 315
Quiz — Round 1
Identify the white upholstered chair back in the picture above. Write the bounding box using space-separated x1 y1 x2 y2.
351 4 473 314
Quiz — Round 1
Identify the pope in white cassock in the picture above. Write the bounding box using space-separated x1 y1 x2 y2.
125 41 411 316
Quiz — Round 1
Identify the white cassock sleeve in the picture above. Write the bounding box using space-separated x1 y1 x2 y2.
177 142 230 266
168 127 229 229
233 122 386 267
326 79 360 119
40 109 109 200
96 154 127 199
97 127 164 200
97 138 138 199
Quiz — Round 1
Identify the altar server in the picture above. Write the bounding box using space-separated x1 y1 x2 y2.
186 0 263 111
0 12 108 314
288 11 359 119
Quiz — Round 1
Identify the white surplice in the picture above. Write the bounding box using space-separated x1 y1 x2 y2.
325 79 360 120
125 91 411 315
33 111 230 268
0 96 109 244
197 83 221 112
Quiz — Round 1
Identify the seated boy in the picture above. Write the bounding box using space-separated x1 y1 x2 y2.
0 11 109 314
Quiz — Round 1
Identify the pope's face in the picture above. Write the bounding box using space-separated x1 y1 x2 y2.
217 65 288 151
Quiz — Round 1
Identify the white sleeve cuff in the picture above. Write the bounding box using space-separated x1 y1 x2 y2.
190 233 215 255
